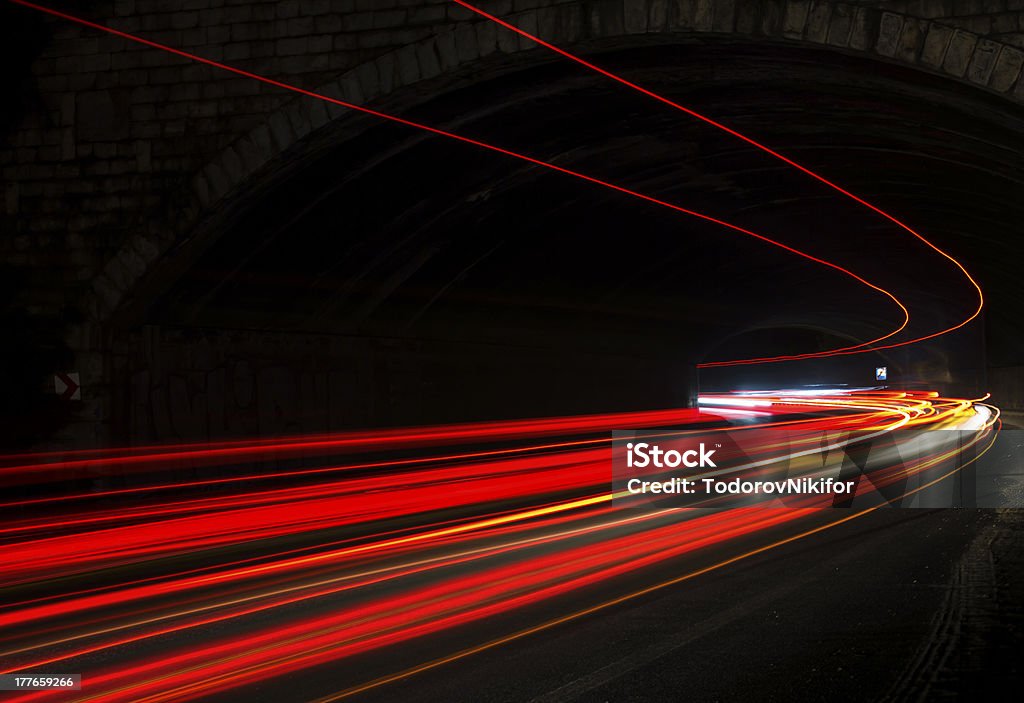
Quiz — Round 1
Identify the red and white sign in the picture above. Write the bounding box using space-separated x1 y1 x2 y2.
54 372 81 401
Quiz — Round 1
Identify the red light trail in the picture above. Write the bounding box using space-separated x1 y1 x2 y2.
0 3 1000 702
5 0 919 369
0 390 1001 702
451 0 985 368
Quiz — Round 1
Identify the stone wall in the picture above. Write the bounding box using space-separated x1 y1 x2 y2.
112 326 685 442
2 0 1022 445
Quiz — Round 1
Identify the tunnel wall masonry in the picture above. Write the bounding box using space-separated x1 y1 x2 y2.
2 0 1022 445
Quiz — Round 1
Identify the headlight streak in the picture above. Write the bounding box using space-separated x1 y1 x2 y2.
0 413 890 613
0 408 877 512
314 418 1001 702
0 407 884 502
0 405 911 586
28 509 825 703
1 400 948 670
1 504 661 667
0 408 722 481
0 393 1000 703
53 420 1002 703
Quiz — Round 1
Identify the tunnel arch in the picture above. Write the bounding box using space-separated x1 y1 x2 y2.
15 0 1013 444
89 0 1024 329
694 319 911 394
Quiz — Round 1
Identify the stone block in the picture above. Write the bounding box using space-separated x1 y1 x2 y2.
920 23 954 67
804 1 832 43
411 42 438 83
991 45 1024 91
735 0 760 35
396 44 422 85
782 0 809 38
966 38 1000 85
849 7 879 51
943 30 979 77
624 0 650 34
475 20 499 57
826 3 853 47
711 0 736 32
875 12 904 57
896 18 928 62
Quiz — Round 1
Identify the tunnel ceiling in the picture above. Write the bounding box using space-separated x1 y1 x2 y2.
138 39 1024 365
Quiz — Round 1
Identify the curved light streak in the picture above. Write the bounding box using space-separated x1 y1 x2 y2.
6 0 912 369
451 0 985 366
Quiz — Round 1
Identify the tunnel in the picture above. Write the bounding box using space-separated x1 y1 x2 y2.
4 4 1024 701
1 0 1023 447
100 39 1023 442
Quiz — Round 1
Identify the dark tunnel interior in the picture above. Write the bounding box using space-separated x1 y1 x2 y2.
97 38 1024 440
3 24 1022 444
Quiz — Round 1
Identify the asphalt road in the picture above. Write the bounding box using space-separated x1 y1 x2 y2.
222 508 1017 703
8 403 1012 703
